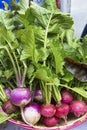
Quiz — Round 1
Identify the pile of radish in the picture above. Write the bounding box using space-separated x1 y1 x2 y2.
1 88 87 127
0 0 87 128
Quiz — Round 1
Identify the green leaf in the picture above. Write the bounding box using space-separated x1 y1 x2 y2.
35 66 53 82
20 26 35 62
50 40 64 75
0 112 15 124
43 0 59 12
30 2 51 28
62 70 74 82
0 10 15 30
0 24 19 49
63 85 87 99
33 26 45 42
4 69 13 79
49 13 73 33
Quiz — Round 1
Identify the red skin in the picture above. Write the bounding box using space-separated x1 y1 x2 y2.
61 90 73 104
70 100 87 117
42 116 58 127
55 103 70 123
40 104 56 117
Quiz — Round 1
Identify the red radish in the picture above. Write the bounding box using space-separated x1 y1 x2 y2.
2 100 19 114
70 100 87 117
55 103 70 122
42 116 58 127
61 90 73 104
40 104 56 117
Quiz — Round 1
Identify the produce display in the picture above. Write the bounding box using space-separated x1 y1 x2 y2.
0 0 87 129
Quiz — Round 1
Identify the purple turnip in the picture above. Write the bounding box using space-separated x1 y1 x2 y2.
4 88 11 98
10 87 31 107
2 100 19 114
34 88 43 102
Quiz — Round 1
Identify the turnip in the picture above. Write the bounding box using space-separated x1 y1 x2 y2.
55 103 70 123
21 103 41 125
42 116 58 127
10 87 31 107
2 100 19 114
0 45 32 108
70 100 87 117
0 85 18 114
4 88 11 98
34 88 43 102
40 104 56 117
61 90 73 104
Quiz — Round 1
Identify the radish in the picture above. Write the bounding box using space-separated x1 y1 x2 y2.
42 116 58 127
55 103 70 123
61 90 73 104
21 103 41 125
0 85 18 114
0 44 32 108
4 88 11 98
70 100 87 117
10 87 31 107
34 88 43 102
40 104 56 117
2 100 19 114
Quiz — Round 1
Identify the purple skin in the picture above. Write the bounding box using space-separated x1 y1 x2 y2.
4 88 11 98
34 88 43 102
2 100 19 114
10 88 31 107
24 103 40 113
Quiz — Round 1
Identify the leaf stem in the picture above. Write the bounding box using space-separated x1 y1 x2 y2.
21 61 27 87
52 85 61 102
0 84 7 102
6 39 21 80
0 46 21 87
43 12 53 66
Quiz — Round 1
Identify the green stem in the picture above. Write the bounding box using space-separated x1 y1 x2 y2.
4 38 21 80
7 81 14 89
21 61 27 87
52 85 61 102
41 81 52 104
43 13 53 66
0 46 21 87
47 85 52 104
0 85 7 102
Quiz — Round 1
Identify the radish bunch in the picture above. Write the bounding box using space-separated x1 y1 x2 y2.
0 0 87 128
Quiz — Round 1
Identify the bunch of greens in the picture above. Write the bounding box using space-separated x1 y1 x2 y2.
0 0 87 124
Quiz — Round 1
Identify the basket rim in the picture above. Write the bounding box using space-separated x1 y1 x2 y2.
9 113 87 130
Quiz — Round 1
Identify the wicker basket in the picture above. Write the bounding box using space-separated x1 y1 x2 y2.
0 106 87 130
